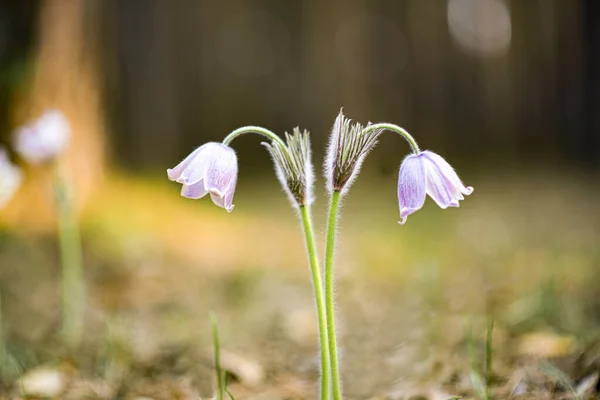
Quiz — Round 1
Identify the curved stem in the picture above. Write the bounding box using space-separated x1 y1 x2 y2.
325 190 343 400
363 123 421 154
299 205 330 400
222 126 287 148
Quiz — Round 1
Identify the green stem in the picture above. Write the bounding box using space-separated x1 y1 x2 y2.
362 123 421 154
325 190 343 400
485 316 494 398
299 205 330 400
222 126 287 148
210 311 224 400
55 174 84 346
0 284 4 367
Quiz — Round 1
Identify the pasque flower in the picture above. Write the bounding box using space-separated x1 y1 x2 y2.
167 142 238 212
13 109 71 164
325 110 382 194
0 146 22 209
263 128 314 208
398 150 473 224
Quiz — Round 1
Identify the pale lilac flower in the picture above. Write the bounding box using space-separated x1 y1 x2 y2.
0 146 22 209
398 150 473 224
13 109 71 164
167 142 238 212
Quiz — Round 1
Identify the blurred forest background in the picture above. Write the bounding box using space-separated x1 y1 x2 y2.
2 0 599 173
0 1 600 399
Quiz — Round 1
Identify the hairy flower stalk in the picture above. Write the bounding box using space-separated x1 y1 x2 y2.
323 110 473 400
169 126 330 400
262 128 314 207
325 110 383 194
13 109 84 346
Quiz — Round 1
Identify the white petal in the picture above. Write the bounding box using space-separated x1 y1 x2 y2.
167 145 206 182
210 192 226 209
204 144 238 194
422 155 459 209
421 151 473 196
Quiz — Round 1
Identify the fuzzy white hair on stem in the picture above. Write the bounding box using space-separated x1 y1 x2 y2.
263 128 314 208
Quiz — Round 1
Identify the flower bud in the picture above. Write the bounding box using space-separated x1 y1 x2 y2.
324 110 381 194
263 128 314 208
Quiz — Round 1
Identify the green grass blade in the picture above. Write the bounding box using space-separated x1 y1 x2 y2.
210 311 225 400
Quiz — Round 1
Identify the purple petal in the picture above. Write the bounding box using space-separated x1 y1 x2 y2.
210 190 235 212
167 146 205 182
422 155 459 209
398 154 427 224
207 170 236 212
204 144 238 195
181 181 208 199
421 151 473 196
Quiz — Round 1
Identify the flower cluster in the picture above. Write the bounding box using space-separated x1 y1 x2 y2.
167 112 472 224
324 111 472 224
168 126 315 211
166 111 473 400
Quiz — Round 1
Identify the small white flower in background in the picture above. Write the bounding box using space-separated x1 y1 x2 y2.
13 109 71 164
398 150 473 224
0 146 22 209
167 142 238 212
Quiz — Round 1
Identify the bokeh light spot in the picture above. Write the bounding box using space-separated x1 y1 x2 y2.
447 0 512 57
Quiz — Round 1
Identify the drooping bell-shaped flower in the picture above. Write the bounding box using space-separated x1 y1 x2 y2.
13 109 71 164
263 128 314 208
0 146 22 209
398 150 473 224
167 142 238 212
325 110 382 194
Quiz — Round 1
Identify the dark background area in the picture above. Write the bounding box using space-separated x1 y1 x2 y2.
1 0 598 173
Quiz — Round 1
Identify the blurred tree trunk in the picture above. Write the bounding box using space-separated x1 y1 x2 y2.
582 0 600 166
6 0 106 230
